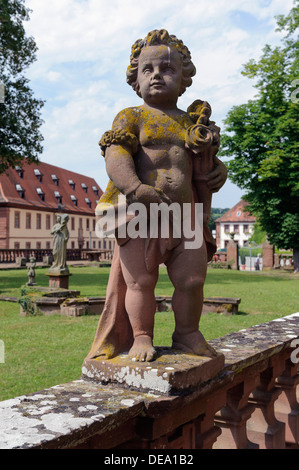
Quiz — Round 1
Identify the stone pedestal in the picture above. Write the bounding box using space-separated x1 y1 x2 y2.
262 241 274 270
227 240 239 270
82 347 225 396
46 272 72 289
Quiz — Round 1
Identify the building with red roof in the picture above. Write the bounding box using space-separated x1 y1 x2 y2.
0 159 111 251
215 200 256 249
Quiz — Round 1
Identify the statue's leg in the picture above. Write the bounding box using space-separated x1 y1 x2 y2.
119 237 159 362
167 242 218 358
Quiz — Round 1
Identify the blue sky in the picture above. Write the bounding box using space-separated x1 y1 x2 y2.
24 0 294 208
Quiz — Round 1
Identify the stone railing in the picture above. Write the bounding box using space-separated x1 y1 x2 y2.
0 249 114 264
0 313 298 450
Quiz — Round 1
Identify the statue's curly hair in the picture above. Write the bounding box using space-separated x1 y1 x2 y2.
126 29 196 97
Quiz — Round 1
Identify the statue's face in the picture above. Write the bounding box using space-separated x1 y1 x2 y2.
136 45 183 107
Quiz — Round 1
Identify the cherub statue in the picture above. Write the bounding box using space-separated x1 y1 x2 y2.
86 29 227 363
27 257 36 286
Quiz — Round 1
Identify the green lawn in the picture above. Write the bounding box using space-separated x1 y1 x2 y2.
0 265 298 401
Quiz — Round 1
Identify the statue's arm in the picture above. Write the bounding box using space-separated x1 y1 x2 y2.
100 109 165 206
207 156 227 193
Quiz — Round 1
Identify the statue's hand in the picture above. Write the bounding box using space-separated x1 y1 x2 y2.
128 184 170 210
207 157 227 193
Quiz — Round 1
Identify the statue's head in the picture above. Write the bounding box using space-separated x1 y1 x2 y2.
126 29 196 98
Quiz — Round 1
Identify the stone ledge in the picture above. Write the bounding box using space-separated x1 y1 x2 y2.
210 312 299 373
82 347 225 395
0 380 158 449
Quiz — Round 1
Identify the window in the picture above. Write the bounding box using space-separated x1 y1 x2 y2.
93 241 96 248
36 213 41 230
86 218 89 230
36 187 45 201
233 224 239 233
236 211 241 217
34 169 43 182
71 241 75 249
81 183 88 193
93 219 96 231
15 166 24 178
243 224 249 233
71 217 75 231
92 185 98 195
36 242 41 249
85 197 91 208
69 179 75 190
14 242 20 249
51 174 59 186
46 241 50 249
25 242 31 249
224 224 230 232
79 218 83 229
16 184 25 199
46 214 51 230
14 211 20 229
54 191 62 204
71 195 78 206
98 241 101 249
26 213 31 229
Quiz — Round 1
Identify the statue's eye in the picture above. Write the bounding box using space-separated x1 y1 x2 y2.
143 65 152 74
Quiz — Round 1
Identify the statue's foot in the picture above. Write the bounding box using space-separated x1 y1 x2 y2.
172 330 218 358
128 335 157 362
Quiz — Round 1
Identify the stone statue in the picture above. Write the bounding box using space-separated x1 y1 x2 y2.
49 214 69 274
27 257 36 285
86 29 227 363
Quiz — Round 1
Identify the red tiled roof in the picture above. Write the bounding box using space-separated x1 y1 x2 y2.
0 160 103 215
216 200 256 223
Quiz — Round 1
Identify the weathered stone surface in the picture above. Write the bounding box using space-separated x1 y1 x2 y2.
82 347 225 395
0 380 158 449
209 312 299 372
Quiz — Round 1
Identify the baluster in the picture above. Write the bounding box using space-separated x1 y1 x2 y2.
195 391 227 448
275 353 299 447
247 354 287 449
214 377 259 449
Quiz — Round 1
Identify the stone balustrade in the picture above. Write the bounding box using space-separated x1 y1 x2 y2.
0 313 298 450
0 248 114 264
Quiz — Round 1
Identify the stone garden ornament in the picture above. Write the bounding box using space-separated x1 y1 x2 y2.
86 29 227 363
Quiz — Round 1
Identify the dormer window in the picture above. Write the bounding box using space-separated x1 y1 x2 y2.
15 166 24 178
69 179 75 190
85 197 91 208
16 184 25 199
36 187 45 201
71 195 78 207
51 174 59 186
81 183 88 193
92 185 98 195
34 168 43 182
54 191 62 204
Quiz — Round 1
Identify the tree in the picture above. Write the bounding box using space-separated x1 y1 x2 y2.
220 1 299 272
0 0 44 173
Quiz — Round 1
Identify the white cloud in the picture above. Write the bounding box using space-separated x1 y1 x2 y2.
24 0 294 207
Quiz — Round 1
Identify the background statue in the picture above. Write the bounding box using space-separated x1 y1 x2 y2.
49 214 69 274
26 257 36 285
86 29 227 363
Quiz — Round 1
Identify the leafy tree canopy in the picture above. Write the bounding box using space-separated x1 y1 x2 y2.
0 0 44 173
219 1 299 269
